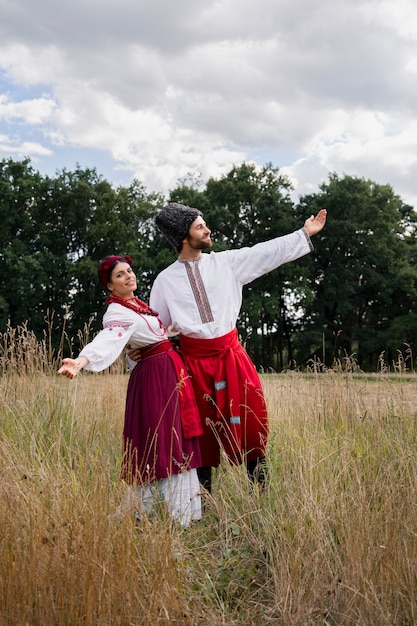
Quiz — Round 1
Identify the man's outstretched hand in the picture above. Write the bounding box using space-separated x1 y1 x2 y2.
303 209 327 236
126 344 142 363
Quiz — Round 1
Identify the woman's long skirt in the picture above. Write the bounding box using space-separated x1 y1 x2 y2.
122 350 202 525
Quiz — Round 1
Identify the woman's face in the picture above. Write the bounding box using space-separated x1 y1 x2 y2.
108 261 137 298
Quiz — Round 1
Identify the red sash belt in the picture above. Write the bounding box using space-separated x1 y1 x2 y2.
139 340 173 360
139 340 203 439
179 329 242 429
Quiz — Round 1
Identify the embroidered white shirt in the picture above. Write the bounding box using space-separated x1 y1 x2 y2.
150 228 312 339
79 303 166 371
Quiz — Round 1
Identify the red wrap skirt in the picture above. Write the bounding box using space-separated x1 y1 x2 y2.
122 341 202 485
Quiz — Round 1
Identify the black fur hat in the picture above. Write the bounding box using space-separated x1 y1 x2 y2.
155 202 203 252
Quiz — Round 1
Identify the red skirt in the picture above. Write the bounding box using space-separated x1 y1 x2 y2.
122 345 202 485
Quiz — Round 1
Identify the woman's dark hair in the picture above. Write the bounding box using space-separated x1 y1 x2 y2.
97 255 133 289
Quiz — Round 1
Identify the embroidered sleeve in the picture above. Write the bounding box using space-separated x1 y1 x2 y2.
103 320 134 332
79 317 136 371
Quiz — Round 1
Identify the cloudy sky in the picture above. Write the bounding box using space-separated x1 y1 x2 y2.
1 0 416 207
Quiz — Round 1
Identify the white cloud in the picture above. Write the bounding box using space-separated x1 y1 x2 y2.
0 94 57 124
0 0 416 205
0 133 52 157
361 0 417 39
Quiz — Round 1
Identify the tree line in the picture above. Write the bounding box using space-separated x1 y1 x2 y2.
1 157 417 372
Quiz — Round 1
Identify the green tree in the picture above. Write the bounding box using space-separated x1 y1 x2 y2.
294 173 417 370
0 159 164 351
56 169 162 333
0 158 55 331
48 169 164 343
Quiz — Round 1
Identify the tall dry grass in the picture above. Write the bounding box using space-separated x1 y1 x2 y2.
1 326 417 625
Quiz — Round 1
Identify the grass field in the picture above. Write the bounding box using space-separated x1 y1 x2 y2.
1 333 417 624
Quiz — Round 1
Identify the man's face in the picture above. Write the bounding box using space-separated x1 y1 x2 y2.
185 216 212 250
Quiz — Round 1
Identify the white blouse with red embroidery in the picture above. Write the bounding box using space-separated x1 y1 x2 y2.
79 303 166 371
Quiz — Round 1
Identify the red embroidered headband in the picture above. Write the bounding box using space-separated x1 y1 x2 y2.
98 255 133 289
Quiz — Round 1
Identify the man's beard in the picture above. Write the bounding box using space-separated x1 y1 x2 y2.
188 237 212 250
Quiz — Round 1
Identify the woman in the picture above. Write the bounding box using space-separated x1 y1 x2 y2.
58 255 203 526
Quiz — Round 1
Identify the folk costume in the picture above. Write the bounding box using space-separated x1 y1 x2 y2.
79 262 203 526
150 203 313 476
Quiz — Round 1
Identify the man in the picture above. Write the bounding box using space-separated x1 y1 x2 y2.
150 202 327 492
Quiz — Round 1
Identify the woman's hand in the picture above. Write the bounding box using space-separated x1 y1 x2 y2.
58 357 88 379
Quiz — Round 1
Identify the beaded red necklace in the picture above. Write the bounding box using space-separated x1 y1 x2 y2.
107 294 165 337
106 294 159 317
